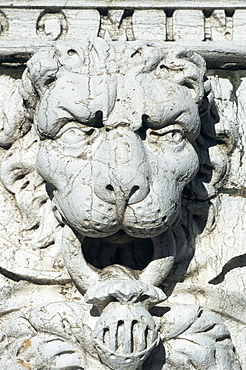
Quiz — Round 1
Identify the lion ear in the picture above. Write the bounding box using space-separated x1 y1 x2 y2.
25 51 59 95
175 49 206 105
160 48 206 105
17 51 59 123
0 76 30 148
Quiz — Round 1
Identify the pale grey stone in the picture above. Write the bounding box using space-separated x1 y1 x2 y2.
173 10 204 41
0 4 244 369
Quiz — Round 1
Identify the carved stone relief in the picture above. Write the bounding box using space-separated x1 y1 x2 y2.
0 5 246 46
0 2 245 369
0 37 244 369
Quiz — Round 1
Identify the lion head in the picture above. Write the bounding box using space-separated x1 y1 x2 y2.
0 39 223 291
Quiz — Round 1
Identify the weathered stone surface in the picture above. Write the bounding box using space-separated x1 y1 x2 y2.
0 2 245 369
173 10 204 41
205 10 232 41
132 10 166 40
233 10 246 41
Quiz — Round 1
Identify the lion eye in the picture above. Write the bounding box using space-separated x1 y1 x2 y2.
149 129 184 144
163 131 183 143
59 127 95 144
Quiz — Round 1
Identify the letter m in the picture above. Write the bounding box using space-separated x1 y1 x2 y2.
98 9 134 41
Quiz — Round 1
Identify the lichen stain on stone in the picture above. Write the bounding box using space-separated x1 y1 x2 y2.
22 338 32 351
17 360 33 370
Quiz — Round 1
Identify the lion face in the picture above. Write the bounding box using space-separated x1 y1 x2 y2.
31 41 201 240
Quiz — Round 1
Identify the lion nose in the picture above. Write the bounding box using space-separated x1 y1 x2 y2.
104 183 148 205
93 127 150 206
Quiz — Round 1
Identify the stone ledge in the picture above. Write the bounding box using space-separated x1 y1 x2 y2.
1 41 246 69
0 1 246 9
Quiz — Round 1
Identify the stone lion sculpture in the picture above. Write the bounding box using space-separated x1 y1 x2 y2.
0 39 241 369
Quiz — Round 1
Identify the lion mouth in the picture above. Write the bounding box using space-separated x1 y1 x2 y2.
62 225 176 291
82 230 154 271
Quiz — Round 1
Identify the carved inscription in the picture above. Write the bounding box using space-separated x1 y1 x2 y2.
98 9 135 41
0 7 243 45
37 10 68 40
0 11 9 36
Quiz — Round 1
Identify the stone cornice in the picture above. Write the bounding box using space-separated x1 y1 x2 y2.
0 1 245 9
